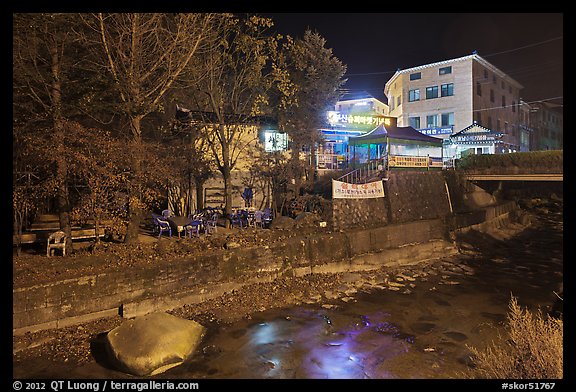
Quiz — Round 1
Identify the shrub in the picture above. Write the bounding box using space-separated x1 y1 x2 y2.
467 296 563 379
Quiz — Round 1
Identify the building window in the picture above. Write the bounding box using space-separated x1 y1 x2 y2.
490 89 495 102
408 89 420 102
441 83 454 97
497 119 501 131
441 112 455 126
502 95 506 108
410 72 421 80
487 116 492 129
426 86 439 99
493 74 496 84
396 95 401 107
512 100 516 112
476 81 482 96
501 81 505 89
426 115 438 128
439 66 452 75
409 116 420 129
484 70 489 79
509 85 512 94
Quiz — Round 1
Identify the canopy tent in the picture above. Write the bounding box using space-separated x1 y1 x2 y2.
348 123 443 166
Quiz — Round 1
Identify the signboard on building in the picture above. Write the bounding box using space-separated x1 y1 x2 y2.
332 179 385 199
418 126 453 136
327 112 397 129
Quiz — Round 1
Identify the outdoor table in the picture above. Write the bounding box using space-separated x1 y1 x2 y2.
167 216 192 238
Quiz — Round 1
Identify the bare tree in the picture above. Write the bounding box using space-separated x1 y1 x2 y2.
13 13 85 254
81 13 215 242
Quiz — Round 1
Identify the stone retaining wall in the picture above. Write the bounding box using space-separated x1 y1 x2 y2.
13 218 452 335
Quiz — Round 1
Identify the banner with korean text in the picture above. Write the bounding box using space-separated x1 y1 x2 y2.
332 179 385 199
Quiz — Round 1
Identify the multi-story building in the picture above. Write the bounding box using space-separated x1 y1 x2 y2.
384 53 524 157
528 102 563 151
317 93 389 171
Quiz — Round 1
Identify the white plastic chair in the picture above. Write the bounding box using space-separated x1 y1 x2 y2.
47 230 67 257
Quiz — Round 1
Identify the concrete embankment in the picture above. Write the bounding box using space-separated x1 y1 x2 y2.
13 172 519 335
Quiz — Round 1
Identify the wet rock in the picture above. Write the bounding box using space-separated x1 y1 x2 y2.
410 322 436 334
443 331 468 342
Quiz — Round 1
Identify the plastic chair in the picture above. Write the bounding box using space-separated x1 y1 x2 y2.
230 212 244 228
162 209 173 218
155 217 172 239
47 230 67 257
205 213 219 234
185 220 202 238
253 210 264 228
262 208 273 228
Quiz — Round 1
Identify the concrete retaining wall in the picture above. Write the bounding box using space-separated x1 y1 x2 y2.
14 218 453 335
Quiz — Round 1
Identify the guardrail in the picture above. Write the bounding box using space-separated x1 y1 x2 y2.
337 158 386 184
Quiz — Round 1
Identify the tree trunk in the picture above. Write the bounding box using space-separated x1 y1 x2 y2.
195 177 204 212
124 115 145 243
50 39 73 254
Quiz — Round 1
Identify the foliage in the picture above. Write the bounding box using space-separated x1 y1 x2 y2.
457 150 563 171
271 29 347 194
466 296 563 379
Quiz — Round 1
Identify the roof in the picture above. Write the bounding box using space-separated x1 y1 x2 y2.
384 53 523 95
451 122 503 137
349 123 443 146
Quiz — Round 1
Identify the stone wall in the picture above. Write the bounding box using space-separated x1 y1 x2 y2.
14 218 450 335
332 171 452 231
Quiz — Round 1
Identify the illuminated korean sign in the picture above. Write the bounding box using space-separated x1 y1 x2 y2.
264 131 288 152
327 111 393 127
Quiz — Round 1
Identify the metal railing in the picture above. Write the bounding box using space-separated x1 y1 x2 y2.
337 157 387 184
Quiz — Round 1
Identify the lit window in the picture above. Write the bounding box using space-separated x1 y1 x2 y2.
441 83 454 97
426 86 439 99
409 89 420 102
439 66 452 75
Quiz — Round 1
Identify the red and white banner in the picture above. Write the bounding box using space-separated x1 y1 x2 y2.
332 179 385 199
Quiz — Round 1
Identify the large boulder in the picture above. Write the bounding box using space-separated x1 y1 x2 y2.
105 312 206 376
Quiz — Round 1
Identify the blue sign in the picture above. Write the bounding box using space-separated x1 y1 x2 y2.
418 126 453 136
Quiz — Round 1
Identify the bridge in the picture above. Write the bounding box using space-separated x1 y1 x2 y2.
464 173 563 181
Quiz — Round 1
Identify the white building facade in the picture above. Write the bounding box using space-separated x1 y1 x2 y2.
384 54 524 159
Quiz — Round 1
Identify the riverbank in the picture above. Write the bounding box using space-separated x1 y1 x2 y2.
13 198 562 379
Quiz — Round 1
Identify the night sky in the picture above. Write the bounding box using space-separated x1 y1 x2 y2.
260 13 563 106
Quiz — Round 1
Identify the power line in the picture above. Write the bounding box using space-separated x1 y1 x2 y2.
343 36 563 78
483 36 563 58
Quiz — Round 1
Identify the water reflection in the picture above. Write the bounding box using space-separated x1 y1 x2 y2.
177 307 412 379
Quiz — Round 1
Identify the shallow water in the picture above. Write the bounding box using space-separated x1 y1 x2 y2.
13 208 563 379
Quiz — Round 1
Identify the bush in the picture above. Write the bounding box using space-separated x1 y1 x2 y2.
466 296 563 379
